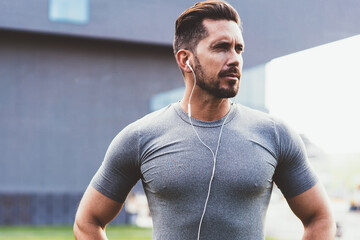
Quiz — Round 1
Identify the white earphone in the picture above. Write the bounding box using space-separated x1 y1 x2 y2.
186 59 192 70
186 59 196 118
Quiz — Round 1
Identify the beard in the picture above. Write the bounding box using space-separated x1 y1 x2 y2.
194 55 240 99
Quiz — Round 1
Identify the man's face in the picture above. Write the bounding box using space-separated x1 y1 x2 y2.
193 19 244 98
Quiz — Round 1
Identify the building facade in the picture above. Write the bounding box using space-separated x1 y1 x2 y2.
0 0 359 225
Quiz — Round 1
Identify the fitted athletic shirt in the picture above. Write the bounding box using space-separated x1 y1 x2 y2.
91 102 317 240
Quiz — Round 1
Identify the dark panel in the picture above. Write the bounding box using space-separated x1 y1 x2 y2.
68 193 83 224
0 195 16 225
32 194 49 225
52 195 64 225
0 193 113 225
110 209 127 225
18 194 32 224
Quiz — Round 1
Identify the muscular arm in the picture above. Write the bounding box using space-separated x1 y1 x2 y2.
286 183 336 240
74 186 124 240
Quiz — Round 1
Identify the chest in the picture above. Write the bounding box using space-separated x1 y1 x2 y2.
139 131 278 200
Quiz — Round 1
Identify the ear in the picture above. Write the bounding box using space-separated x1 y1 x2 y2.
176 49 193 73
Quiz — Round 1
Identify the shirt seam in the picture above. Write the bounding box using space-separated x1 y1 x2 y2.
272 118 281 163
172 102 237 128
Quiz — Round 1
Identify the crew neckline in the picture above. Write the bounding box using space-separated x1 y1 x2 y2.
172 101 237 128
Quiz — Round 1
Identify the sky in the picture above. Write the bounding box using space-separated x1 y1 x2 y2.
265 34 360 154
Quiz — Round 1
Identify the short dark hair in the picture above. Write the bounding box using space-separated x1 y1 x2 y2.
173 0 242 56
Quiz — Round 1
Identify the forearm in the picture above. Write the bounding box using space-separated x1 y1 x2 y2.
302 216 336 240
73 220 108 240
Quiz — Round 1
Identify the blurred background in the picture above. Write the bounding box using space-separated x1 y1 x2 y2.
0 0 359 239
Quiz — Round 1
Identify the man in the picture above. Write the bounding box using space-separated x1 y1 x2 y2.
74 1 336 239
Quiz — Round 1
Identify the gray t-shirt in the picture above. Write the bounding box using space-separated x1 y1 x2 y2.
91 102 317 240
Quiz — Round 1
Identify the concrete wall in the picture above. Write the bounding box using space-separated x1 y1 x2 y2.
0 30 182 224
0 29 183 193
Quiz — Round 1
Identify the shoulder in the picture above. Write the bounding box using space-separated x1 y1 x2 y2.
131 104 178 132
233 103 303 158
234 103 296 137
233 103 278 133
105 104 177 163
234 103 272 122
113 104 179 143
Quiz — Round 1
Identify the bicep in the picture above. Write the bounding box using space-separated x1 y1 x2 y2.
274 119 318 198
76 185 124 229
286 183 332 226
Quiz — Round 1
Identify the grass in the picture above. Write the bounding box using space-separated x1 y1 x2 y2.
0 225 152 240
0 225 279 240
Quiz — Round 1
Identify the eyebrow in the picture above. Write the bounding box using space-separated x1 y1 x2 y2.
210 40 245 50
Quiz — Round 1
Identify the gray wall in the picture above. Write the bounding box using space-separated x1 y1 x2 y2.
0 30 182 194
0 29 183 224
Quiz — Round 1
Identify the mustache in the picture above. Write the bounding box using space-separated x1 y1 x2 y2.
218 67 241 79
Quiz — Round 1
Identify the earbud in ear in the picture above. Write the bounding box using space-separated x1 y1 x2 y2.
186 60 194 73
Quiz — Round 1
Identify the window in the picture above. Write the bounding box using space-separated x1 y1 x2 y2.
49 0 89 24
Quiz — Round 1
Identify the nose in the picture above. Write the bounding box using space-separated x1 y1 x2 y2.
227 49 242 68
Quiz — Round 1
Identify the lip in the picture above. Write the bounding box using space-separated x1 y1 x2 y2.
223 74 240 81
223 76 239 81
219 68 241 81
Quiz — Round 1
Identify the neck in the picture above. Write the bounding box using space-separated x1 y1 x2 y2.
180 90 231 121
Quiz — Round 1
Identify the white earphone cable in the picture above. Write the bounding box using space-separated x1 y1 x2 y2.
186 61 230 240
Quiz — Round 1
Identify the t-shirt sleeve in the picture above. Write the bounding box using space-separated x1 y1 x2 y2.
90 124 141 203
273 119 318 199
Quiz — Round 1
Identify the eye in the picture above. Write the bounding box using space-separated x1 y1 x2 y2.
235 44 244 54
214 42 230 51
